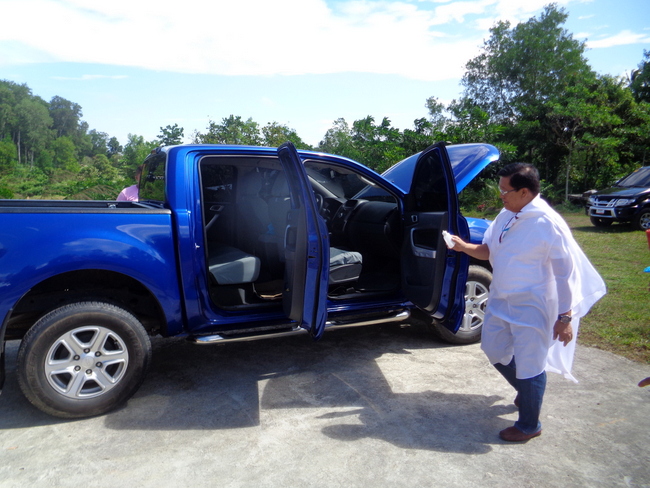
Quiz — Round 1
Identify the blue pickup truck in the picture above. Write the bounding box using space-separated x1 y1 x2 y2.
0 141 498 418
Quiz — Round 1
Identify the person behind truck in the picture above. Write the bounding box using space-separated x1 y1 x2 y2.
117 165 143 202
449 163 606 442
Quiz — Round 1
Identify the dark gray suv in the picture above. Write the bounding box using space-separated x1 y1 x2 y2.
586 166 650 230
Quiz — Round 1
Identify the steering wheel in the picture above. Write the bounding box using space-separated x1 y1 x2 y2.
314 193 324 215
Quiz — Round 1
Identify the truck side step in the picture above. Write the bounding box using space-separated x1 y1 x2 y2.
188 310 410 344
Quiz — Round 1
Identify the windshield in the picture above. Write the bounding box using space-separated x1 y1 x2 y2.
617 167 650 187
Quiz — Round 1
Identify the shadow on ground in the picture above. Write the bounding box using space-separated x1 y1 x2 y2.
0 324 509 454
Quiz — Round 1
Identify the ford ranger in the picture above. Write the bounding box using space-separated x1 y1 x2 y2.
0 141 498 418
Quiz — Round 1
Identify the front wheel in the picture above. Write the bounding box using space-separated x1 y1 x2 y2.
17 301 152 418
634 208 650 231
429 265 492 344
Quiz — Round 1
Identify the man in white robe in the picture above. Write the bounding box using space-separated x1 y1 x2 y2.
451 163 606 442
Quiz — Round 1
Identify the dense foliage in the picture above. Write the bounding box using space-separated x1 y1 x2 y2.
0 4 648 203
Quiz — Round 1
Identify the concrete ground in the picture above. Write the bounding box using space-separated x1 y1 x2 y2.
0 323 649 488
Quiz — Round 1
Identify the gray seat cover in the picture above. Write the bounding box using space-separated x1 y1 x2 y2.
208 245 261 285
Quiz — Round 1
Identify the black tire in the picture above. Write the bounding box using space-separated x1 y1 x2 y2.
17 301 152 418
634 208 650 231
590 216 612 227
430 265 492 345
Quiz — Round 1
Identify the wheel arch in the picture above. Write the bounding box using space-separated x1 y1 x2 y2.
427 264 492 345
4 269 168 341
469 257 492 272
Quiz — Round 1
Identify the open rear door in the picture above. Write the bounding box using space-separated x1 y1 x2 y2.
277 142 329 339
401 143 469 332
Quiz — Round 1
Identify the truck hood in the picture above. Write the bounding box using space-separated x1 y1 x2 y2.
381 143 500 194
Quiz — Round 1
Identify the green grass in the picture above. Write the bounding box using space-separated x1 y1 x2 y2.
560 210 650 364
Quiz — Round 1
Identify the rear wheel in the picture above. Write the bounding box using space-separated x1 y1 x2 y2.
430 265 492 345
17 301 152 418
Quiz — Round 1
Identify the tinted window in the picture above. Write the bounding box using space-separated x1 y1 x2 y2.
139 152 167 202
201 164 236 203
409 151 448 212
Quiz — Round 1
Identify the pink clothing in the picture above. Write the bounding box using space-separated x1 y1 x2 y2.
117 184 139 202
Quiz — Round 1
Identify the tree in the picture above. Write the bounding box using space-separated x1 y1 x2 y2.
630 50 650 104
51 136 79 172
402 118 436 155
0 80 31 143
0 84 18 142
316 116 407 172
319 118 354 156
88 129 109 156
425 97 449 135
622 97 650 167
195 116 262 145
262 122 311 149
49 96 82 139
80 153 119 182
455 4 629 190
121 134 157 174
16 96 53 167
546 79 615 195
157 124 184 146
462 5 593 123
107 137 123 157
350 116 406 171
0 137 17 170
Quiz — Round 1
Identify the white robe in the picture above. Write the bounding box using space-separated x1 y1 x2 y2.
481 195 606 382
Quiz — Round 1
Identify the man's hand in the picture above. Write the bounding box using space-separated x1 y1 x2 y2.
553 320 574 346
450 237 490 261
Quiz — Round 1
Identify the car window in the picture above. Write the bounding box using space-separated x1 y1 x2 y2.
201 164 236 203
304 163 367 199
304 161 397 203
618 167 650 187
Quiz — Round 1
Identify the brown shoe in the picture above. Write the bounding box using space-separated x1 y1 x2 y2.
499 426 542 442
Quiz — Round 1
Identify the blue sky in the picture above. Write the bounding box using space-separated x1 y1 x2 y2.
1 0 649 147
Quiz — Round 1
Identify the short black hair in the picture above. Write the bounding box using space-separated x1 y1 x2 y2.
497 163 540 195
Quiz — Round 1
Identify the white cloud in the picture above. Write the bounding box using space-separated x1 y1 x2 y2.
0 0 643 82
51 75 129 81
261 97 278 108
587 30 650 49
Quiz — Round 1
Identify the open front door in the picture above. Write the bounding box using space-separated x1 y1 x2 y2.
401 143 469 332
277 142 329 339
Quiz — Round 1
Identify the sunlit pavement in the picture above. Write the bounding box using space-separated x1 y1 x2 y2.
1 323 648 488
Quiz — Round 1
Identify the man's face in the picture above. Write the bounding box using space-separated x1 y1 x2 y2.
498 176 526 213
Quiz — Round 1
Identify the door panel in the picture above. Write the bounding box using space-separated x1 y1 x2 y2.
277 143 329 339
401 143 469 330
401 212 448 312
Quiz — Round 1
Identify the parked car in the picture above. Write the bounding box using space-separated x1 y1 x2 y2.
586 166 650 230
0 141 498 418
